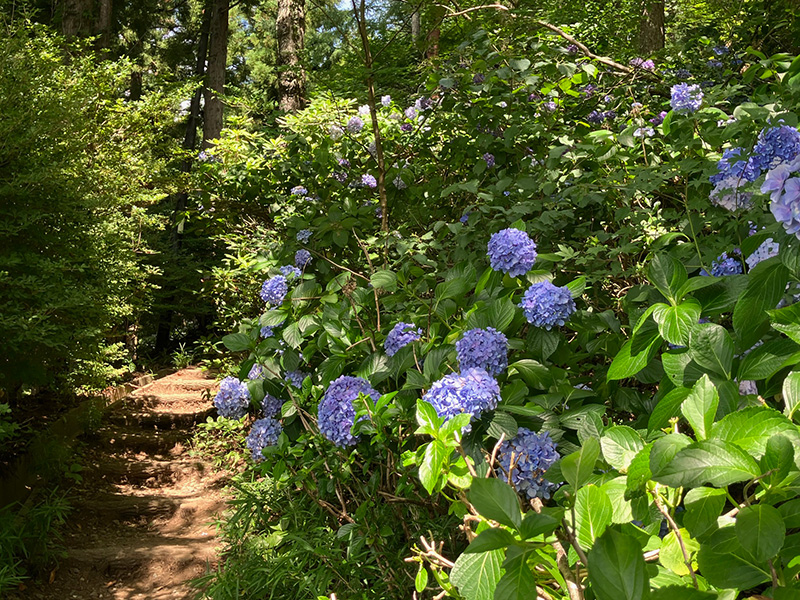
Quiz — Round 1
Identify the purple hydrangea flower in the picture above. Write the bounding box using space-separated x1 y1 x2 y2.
649 111 668 125
675 68 691 80
285 370 308 388
262 394 283 418
739 380 758 395
296 229 312 243
634 127 655 138
518 280 575 329
261 325 275 338
384 322 422 356
460 211 471 224
487 228 537 277
456 328 508 376
762 158 800 238
358 104 370 116
587 110 604 124
362 174 378 188
498 428 559 499
381 95 392 106
333 171 348 182
630 58 655 70
405 106 418 120
498 101 508 108
400 123 413 132
291 185 308 196
347 116 364 133
746 238 780 270
260 276 288 305
338 158 351 168
422 368 500 432
543 101 557 112
566 44 578 54
246 417 282 461
670 83 703 113
700 252 743 276
707 59 723 69
295 249 312 268
749 126 800 174
483 153 495 168
213 376 250 419
248 364 266 380
318 376 381 447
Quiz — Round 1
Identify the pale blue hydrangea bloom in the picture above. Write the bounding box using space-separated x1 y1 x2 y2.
456 328 508 376
362 174 378 188
422 368 500 432
248 364 266 380
483 153 495 167
751 126 800 174
262 394 283 418
213 376 250 419
498 428 559 499
347 116 364 133
329 125 344 140
762 157 800 238
291 185 308 196
738 380 758 396
519 281 575 329
261 325 275 338
279 265 301 278
381 95 392 106
295 249 312 268
285 370 308 388
260 276 288 305
296 229 312 243
634 127 655 137
487 228 537 277
246 417 282 461
358 104 370 116
670 83 703 113
318 376 380 447
405 106 418 120
384 322 422 356
746 238 780 270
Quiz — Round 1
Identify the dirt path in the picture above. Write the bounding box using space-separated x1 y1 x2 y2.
23 368 225 600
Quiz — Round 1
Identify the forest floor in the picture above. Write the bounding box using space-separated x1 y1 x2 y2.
18 368 226 600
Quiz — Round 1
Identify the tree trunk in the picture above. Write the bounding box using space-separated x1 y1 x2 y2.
411 9 421 48
637 0 665 53
62 0 93 37
97 0 112 50
202 0 229 148
425 5 445 58
276 0 307 112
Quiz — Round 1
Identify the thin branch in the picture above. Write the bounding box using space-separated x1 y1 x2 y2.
486 433 505 477
441 3 510 18
651 488 699 589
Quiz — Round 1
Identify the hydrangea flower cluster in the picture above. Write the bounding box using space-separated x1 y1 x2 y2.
750 126 800 174
456 328 508 376
630 58 655 70
649 111 668 125
296 229 312 243
290 185 307 196
762 158 800 238
381 95 392 106
460 211 471 224
384 322 422 356
329 125 344 140
261 325 275 338
213 376 250 419
746 238 780 270
245 417 282 461
248 364 266 380
347 116 364 133
285 370 308 388
362 174 377 188
483 153 495 168
393 175 407 190
739 380 758 396
675 68 691 79
634 127 655 138
295 249 312 268
260 275 288 305
404 106 418 120
423 368 500 431
498 428 559 499
400 123 413 132
262 393 283 418
701 253 743 277
587 110 615 124
280 265 301 278
487 228 537 277
670 83 703 113
707 59 723 69
358 104 370 116
519 280 576 329
318 376 380 447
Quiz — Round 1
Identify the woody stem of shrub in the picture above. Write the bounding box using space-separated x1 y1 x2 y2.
531 498 584 600
650 487 699 589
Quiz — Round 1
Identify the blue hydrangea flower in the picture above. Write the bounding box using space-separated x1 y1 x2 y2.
295 249 312 268
460 211 471 224
261 325 275 338
262 394 283 418
710 148 759 185
670 83 703 113
649 111 668 125
487 228 537 277
746 238 780 270
248 364 266 380
566 44 578 54
587 110 604 124
347 116 364 133
750 126 800 174
285 370 308 388
384 322 422 356
422 368 500 432
543 101 557 112
483 153 495 168
762 158 800 238
246 417 282 461
213 376 250 419
630 58 655 70
362 174 377 188
279 265 301 278
405 106 418 120
701 252 743 277
634 127 655 138
296 229 312 243
291 185 307 196
519 281 575 329
333 171 348 182
260 275 288 305
675 68 691 79
712 45 730 56
318 376 380 447
381 95 392 106
456 328 508 376
498 428 559 499
738 380 757 396
707 59 723 69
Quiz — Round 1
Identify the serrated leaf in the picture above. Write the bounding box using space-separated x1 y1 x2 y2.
222 333 251 352
711 406 800 459
734 261 790 348
689 324 733 378
587 528 649 600
681 375 719 440
769 302 800 344
370 269 397 292
683 487 726 540
494 547 536 600
736 504 786 562
739 338 800 380
418 440 447 494
653 440 761 488
450 549 504 600
465 527 517 554
468 477 522 529
648 386 691 431
600 426 644 471
783 371 800 419
648 254 687 302
653 300 701 345
561 436 600 489
607 319 661 381
574 485 613 550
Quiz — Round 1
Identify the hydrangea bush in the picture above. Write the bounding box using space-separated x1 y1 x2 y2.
202 26 800 600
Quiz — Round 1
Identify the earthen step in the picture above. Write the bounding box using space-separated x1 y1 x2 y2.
95 427 190 453
132 379 218 394
106 407 214 429
77 492 182 520
93 458 209 485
